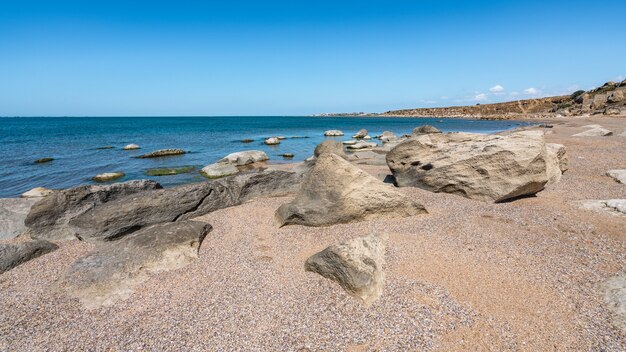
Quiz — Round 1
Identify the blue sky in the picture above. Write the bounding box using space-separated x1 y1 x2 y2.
1 0 625 116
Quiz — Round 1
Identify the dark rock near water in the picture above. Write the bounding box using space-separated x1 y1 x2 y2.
0 240 59 274
96 146 115 150
35 157 54 164
25 180 162 241
146 166 195 176
136 149 186 158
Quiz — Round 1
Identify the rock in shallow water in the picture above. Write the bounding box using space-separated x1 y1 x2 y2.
305 234 386 305
0 240 58 274
323 130 344 136
136 149 186 158
59 220 211 308
123 144 140 150
200 162 239 179
264 137 280 145
146 166 195 176
92 172 125 182
275 153 426 227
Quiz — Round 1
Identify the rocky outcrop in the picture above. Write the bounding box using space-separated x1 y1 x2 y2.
21 187 54 198
68 170 303 242
276 153 426 227
0 240 58 274
59 221 210 308
0 198 39 240
305 234 386 305
353 129 368 139
413 125 441 135
201 163 239 179
387 131 563 202
136 149 186 158
25 180 162 241
219 150 269 166
607 170 626 184
92 172 125 182
573 127 613 137
314 140 346 158
324 130 344 136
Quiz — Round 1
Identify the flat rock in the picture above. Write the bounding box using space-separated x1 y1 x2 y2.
324 130 344 136
59 221 210 308
136 149 186 158
581 199 626 216
123 144 140 150
0 198 39 240
201 162 239 179
305 234 386 305
0 240 58 274
25 180 162 241
387 131 562 202
276 153 426 227
314 140 347 158
346 142 377 150
92 172 125 182
604 275 626 333
146 166 195 176
351 150 388 166
220 150 269 166
342 140 358 145
607 170 626 184
572 128 613 137
21 187 54 198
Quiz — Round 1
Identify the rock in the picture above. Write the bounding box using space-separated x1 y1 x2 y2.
413 125 442 135
362 135 372 140
220 150 269 166
572 128 613 137
346 142 377 150
136 149 186 158
305 234 386 305
69 170 303 242
25 180 162 241
604 275 626 333
581 124 603 129
379 131 396 139
21 187 54 198
241 139 254 143
275 153 426 227
605 107 621 116
387 132 560 202
264 137 280 145
35 157 53 164
607 90 625 103
0 240 58 274
92 172 125 183
607 170 626 184
200 162 239 179
123 144 140 150
0 198 39 240
280 153 294 159
581 199 626 216
60 221 210 308
146 166 195 176
546 143 568 184
324 130 344 136
277 136 286 140
314 140 346 158
351 150 388 166
352 129 368 139
96 146 114 150
342 140 358 145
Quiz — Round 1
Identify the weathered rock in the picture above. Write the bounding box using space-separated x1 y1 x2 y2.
60 221 210 308
607 170 626 184
0 198 39 240
362 135 372 140
342 140 358 145
25 180 162 241
146 166 195 176
573 128 613 137
346 142 377 150
314 140 346 158
280 153 294 159
305 234 386 305
92 172 125 182
581 199 626 216
123 144 140 150
70 170 303 242
21 187 54 198
35 157 54 164
324 130 344 136
0 240 58 274
604 275 626 333
136 149 186 158
413 125 441 135
201 162 239 179
607 90 625 104
220 150 269 166
351 150 388 166
264 137 280 145
387 132 560 202
352 129 368 139
546 143 568 184
605 107 622 116
276 153 426 227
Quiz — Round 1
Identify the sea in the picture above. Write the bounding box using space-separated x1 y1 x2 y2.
0 116 531 198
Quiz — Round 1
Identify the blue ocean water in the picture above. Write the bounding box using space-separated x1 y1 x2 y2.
0 116 530 198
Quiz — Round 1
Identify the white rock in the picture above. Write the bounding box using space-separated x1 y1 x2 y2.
21 187 54 198
265 137 280 145
201 163 239 179
324 130 344 136
220 150 269 166
123 144 140 150
572 128 613 137
607 170 626 184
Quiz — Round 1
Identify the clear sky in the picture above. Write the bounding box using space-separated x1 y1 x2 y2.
1 0 625 116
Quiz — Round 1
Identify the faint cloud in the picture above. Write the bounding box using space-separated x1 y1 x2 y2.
440 96 449 100
616 75 625 81
489 85 505 93
523 87 540 95
509 91 520 97
473 93 488 101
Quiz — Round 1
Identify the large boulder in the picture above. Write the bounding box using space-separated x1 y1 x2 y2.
0 198 39 240
314 140 347 158
413 125 441 135
59 221 210 308
0 240 58 274
25 180 162 241
219 150 269 166
305 234 385 305
69 170 303 242
386 131 562 202
275 153 426 227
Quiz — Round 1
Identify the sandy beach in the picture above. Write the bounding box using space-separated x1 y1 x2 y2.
1 117 625 351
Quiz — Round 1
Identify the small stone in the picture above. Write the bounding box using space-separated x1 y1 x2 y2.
35 157 54 164
123 144 140 150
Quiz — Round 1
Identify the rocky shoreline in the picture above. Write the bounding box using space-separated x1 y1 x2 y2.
1 117 625 350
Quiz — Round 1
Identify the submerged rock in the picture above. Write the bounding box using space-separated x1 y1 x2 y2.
60 221 210 308
241 139 254 143
0 240 59 274
92 172 125 183
200 162 239 179
305 234 386 305
35 157 54 164
136 149 186 158
146 166 195 176
96 146 114 150
276 153 426 227
280 153 294 159
324 130 344 136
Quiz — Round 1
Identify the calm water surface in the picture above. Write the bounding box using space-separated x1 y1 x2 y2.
0 116 531 197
